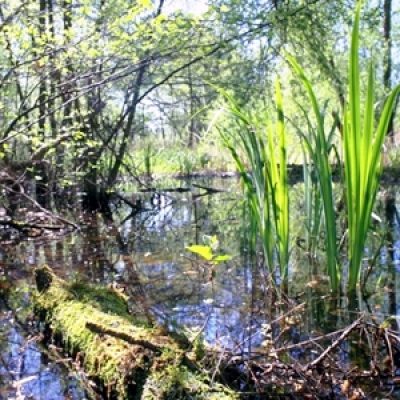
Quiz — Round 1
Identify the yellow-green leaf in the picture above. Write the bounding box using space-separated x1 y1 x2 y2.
213 255 232 264
186 245 213 261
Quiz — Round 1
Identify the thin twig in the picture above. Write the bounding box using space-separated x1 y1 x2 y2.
305 314 364 370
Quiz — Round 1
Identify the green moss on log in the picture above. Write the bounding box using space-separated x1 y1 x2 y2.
142 354 236 400
33 265 238 400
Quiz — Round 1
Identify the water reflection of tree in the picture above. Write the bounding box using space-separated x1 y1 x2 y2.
0 299 86 399
385 190 399 330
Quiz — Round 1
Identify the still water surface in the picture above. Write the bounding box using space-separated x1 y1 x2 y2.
1 177 399 398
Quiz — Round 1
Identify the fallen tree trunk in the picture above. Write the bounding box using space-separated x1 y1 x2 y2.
33 266 238 400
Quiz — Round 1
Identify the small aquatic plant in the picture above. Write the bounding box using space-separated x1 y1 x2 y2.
186 235 232 265
218 81 289 282
186 235 232 285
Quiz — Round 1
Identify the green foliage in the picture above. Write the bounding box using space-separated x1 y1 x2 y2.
144 143 153 178
186 235 232 265
187 245 214 261
287 54 340 291
301 144 322 257
288 1 400 292
127 138 235 176
343 2 400 291
217 81 290 282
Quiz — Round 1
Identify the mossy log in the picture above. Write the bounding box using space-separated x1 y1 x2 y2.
33 266 238 400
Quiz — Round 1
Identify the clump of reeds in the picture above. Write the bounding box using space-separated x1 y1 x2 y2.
287 55 340 291
343 2 400 291
288 0 400 292
219 1 399 293
219 81 289 283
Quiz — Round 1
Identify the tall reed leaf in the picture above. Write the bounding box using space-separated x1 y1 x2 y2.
302 143 322 256
218 82 290 282
287 56 340 291
267 81 289 276
344 2 400 291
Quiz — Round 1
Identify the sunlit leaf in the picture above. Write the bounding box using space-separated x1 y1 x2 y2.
213 254 232 264
186 245 213 261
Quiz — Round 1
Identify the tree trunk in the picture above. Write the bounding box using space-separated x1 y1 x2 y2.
38 0 47 140
36 0 49 206
106 0 165 188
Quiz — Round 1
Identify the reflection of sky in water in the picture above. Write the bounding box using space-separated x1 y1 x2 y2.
138 257 265 350
0 311 85 400
141 197 192 232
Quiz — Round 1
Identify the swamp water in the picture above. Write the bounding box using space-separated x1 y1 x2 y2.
0 177 399 399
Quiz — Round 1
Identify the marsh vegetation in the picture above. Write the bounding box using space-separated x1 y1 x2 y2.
1 0 400 398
